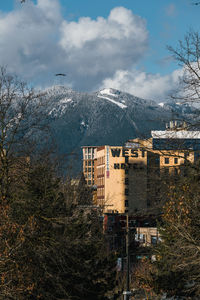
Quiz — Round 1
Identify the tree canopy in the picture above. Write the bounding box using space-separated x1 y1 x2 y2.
0 69 117 299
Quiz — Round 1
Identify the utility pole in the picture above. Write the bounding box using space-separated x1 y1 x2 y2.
123 213 132 300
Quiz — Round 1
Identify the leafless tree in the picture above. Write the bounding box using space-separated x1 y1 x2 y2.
0 67 48 199
168 30 200 105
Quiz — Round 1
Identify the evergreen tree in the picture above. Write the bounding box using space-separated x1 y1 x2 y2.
0 159 117 299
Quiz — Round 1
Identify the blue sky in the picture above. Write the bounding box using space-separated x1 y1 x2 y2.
0 0 199 101
61 0 200 74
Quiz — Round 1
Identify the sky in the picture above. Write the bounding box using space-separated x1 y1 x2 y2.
0 0 199 101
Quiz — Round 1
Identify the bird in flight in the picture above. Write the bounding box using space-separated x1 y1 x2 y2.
55 73 66 76
192 2 200 4
21 0 25 3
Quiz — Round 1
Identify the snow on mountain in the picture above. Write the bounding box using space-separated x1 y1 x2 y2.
158 102 164 107
45 85 73 97
98 88 127 109
48 101 71 117
59 98 72 104
33 85 196 173
98 95 127 109
99 88 118 97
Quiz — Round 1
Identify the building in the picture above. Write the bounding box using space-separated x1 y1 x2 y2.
135 227 160 247
82 146 97 187
82 122 200 214
103 213 159 252
96 145 148 213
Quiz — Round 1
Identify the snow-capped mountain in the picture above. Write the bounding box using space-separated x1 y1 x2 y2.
39 86 195 173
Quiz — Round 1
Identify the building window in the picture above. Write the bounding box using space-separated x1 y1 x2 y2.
151 235 157 245
164 157 169 164
85 168 87 172
125 189 129 196
174 157 178 164
129 220 136 228
125 178 129 185
88 167 91 172
125 169 129 175
135 234 145 243
88 180 91 185
125 200 129 207
114 164 120 169
88 161 91 166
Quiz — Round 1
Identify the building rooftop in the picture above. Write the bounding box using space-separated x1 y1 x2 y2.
151 130 200 139
81 146 99 148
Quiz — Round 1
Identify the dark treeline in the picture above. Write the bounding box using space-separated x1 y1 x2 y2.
0 68 117 300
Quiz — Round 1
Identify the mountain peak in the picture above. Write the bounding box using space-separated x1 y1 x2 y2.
99 88 121 97
97 88 127 109
45 85 73 96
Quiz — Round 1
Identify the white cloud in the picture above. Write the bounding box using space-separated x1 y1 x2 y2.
59 6 148 90
0 1 183 102
0 0 63 83
100 68 183 101
0 2 148 91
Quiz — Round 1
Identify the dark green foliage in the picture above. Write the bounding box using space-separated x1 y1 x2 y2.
59 211 117 300
0 160 117 299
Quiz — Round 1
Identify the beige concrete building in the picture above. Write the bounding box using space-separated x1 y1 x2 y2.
82 123 200 214
96 145 148 213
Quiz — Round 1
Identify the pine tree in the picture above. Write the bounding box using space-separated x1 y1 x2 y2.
0 159 117 299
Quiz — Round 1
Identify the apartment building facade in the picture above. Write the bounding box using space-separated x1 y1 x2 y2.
82 146 97 186
82 123 200 214
96 145 148 213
